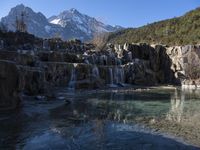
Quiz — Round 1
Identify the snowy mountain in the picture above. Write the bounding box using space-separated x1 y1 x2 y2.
1 4 62 38
1 4 122 41
48 8 119 37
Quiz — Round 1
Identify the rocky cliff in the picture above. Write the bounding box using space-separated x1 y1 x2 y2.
165 45 200 88
0 39 199 111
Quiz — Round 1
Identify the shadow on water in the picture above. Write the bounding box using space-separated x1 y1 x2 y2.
0 88 200 149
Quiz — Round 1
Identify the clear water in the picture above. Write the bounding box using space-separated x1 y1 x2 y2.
0 88 200 150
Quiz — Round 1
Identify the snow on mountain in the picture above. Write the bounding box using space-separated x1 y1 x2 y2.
1 4 123 41
48 8 121 38
1 4 63 38
50 19 61 25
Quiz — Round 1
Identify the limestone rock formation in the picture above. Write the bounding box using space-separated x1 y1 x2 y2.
0 60 21 111
19 66 46 95
1 37 200 111
166 45 200 88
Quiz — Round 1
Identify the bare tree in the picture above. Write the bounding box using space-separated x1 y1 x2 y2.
91 32 109 50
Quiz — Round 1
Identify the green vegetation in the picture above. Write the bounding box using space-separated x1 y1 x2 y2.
108 7 200 46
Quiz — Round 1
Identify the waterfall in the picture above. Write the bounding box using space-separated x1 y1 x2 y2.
84 59 90 64
114 68 119 84
114 67 125 84
92 65 99 78
120 67 125 84
117 58 122 65
108 67 125 87
68 65 76 90
109 68 114 86
114 58 122 65
42 40 49 50
0 40 4 49
100 55 107 65
91 54 96 64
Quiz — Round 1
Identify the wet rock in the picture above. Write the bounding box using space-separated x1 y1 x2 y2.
45 90 56 99
0 60 21 111
0 50 37 66
75 78 104 89
19 66 46 95
44 62 72 86
37 51 83 63
124 60 157 85
64 99 71 105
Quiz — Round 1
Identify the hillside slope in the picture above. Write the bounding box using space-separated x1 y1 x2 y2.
108 7 200 45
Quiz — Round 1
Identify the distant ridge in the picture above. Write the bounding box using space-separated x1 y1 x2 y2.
108 7 200 45
1 4 123 41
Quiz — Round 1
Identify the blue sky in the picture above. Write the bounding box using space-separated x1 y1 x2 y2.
0 0 200 27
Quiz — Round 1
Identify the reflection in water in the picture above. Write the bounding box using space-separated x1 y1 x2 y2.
0 88 200 149
167 89 184 122
166 89 200 126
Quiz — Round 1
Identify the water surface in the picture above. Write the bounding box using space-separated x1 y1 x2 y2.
0 87 200 150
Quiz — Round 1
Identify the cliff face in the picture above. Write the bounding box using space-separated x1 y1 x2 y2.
0 42 199 111
112 43 200 87
0 60 21 111
165 45 200 88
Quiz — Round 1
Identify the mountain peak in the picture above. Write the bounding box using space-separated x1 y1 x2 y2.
9 4 35 16
10 3 25 12
69 8 79 14
1 4 122 41
15 3 25 8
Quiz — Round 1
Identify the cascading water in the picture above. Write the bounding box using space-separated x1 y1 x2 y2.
68 65 77 90
115 58 122 66
120 67 125 83
0 40 4 49
92 65 100 78
114 67 125 85
109 68 114 86
114 68 119 84
42 40 49 50
108 67 125 87
100 55 108 65
91 54 96 64
84 59 90 64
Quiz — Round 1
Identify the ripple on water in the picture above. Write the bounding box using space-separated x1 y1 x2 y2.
0 88 200 149
20 122 199 150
